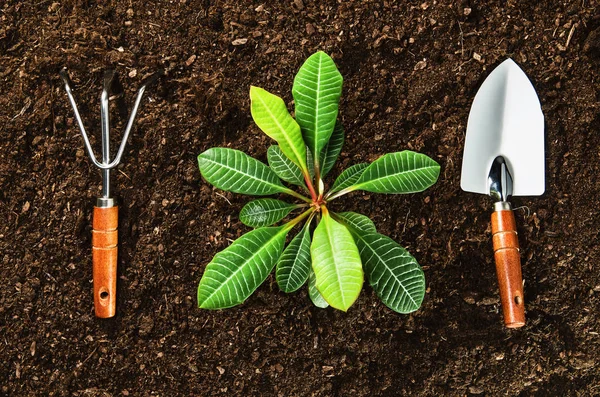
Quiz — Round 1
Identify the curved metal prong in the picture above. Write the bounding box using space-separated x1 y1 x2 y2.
106 71 162 167
109 81 148 168
60 69 158 170
60 69 105 169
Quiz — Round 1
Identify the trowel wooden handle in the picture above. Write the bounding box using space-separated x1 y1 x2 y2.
92 206 118 318
491 209 525 328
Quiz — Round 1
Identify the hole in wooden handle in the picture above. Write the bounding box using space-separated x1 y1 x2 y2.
514 295 522 305
99 288 110 304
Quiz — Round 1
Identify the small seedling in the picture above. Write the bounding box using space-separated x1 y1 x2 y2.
197 51 440 313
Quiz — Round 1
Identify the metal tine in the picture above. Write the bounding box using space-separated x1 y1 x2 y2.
59 69 103 169
100 70 115 198
59 69 156 171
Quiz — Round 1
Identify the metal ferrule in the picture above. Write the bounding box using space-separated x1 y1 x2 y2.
494 201 512 211
96 197 115 208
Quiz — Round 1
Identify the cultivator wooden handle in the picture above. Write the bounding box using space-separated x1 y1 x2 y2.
491 208 525 328
92 206 118 318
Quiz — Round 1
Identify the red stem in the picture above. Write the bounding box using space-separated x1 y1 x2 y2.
304 173 318 202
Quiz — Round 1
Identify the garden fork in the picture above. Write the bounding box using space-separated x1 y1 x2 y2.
60 69 156 318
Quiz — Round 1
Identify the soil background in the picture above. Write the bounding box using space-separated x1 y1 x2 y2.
1 0 600 396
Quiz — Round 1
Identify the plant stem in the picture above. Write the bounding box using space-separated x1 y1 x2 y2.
283 188 312 203
325 186 354 201
314 160 322 195
306 211 317 226
283 207 315 232
303 173 318 202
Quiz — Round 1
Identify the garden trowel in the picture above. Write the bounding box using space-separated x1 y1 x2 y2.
461 59 544 328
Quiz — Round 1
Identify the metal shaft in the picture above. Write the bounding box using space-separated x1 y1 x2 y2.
488 156 513 203
100 72 113 199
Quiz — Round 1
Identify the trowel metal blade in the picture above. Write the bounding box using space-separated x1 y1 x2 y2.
461 59 545 197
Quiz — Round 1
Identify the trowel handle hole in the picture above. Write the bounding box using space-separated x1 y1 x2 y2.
514 295 522 305
100 289 110 301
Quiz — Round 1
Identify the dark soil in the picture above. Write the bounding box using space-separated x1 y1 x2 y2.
2 0 600 395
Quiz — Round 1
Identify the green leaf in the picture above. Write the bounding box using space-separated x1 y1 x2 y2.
319 120 344 177
308 269 329 308
250 86 308 172
198 148 286 196
267 145 306 187
329 163 369 194
276 222 312 292
347 228 425 314
292 51 343 164
350 151 440 194
197 226 289 309
239 199 297 228
333 212 377 233
310 209 363 311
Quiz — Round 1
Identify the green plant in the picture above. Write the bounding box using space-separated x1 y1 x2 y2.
197 51 440 313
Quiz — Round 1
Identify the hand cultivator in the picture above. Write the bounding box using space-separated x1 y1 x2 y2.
60 70 156 318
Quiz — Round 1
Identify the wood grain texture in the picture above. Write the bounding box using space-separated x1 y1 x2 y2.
92 206 118 318
491 209 525 328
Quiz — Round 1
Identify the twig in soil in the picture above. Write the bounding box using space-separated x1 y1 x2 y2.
444 157 453 180
118 169 132 181
565 23 577 50
11 97 32 120
0 201 20 225
215 192 232 205
457 21 464 58
33 0 54 7
402 208 411 236
513 205 531 217
445 232 454 267
453 58 473 72
51 87 57 135
45 272 57 283
79 347 98 367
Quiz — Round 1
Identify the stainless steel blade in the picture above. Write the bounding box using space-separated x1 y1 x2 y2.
461 59 545 197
